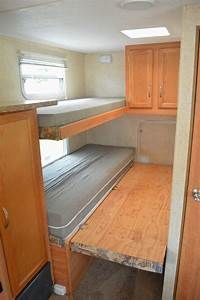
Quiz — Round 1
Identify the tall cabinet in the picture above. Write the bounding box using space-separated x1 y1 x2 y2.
126 42 180 115
0 109 50 298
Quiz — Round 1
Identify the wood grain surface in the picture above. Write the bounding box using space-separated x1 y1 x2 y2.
50 243 92 295
59 107 127 138
71 163 172 273
126 42 180 115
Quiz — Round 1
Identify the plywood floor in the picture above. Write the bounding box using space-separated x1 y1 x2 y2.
71 163 172 273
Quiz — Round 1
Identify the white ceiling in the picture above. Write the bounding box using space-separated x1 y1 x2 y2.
0 0 199 53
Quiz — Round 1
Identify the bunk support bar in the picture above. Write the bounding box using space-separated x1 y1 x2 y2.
59 107 128 138
39 107 128 140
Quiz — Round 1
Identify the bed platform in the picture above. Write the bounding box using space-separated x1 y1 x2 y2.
71 164 172 274
47 153 172 295
37 97 126 140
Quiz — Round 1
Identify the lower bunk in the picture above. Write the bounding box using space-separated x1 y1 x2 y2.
43 145 172 296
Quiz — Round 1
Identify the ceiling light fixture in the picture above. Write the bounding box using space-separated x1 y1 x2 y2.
119 0 155 10
121 27 170 38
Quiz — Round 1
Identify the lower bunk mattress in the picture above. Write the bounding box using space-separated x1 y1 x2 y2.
43 144 135 244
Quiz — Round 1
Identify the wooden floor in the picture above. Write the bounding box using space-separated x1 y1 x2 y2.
71 163 172 274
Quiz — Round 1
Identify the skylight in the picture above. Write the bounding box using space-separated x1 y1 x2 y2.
121 27 170 39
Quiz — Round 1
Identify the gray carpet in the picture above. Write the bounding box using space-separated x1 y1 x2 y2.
50 258 163 300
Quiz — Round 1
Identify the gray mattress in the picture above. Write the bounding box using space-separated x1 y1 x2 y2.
37 97 125 127
43 144 135 242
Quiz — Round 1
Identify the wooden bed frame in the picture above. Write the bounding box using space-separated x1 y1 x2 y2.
39 105 177 140
49 163 172 296
39 107 128 140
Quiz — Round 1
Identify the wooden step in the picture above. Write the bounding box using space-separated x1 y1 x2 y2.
70 164 172 274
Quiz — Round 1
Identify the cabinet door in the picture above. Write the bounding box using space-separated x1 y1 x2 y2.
126 49 153 108
0 110 48 297
158 47 180 109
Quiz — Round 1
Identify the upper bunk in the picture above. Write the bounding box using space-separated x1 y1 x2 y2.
37 97 127 140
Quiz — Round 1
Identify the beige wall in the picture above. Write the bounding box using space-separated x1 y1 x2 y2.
86 115 176 165
0 36 86 103
68 132 87 154
163 4 200 299
85 51 125 98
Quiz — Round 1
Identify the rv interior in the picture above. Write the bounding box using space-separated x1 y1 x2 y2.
0 1 200 300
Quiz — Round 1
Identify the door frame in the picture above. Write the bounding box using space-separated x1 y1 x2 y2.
174 26 200 298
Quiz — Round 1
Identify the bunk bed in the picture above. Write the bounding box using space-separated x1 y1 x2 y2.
39 96 172 296
37 97 127 140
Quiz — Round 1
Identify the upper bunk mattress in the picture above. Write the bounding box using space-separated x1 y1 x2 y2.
37 97 125 127
43 144 135 242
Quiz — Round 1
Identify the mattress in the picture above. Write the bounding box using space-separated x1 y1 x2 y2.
43 144 135 243
37 97 125 127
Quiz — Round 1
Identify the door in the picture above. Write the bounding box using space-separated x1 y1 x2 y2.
158 46 180 109
126 48 153 108
0 110 48 297
176 38 200 299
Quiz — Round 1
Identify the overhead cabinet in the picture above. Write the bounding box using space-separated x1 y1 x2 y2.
126 48 154 109
126 42 180 115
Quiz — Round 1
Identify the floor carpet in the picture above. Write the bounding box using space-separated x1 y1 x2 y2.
50 258 163 300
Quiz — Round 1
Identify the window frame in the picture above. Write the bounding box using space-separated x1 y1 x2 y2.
19 54 67 100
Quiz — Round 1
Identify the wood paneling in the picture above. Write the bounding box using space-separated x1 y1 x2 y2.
176 36 200 300
71 163 172 274
0 110 48 297
50 244 70 290
50 243 92 295
126 49 153 108
158 46 180 109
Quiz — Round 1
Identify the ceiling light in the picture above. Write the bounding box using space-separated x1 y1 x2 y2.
119 0 155 10
121 27 170 38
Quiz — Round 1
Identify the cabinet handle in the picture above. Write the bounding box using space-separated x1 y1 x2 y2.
159 86 163 98
148 86 151 99
1 207 9 229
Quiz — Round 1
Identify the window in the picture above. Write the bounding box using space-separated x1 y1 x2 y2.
19 54 67 100
39 139 68 167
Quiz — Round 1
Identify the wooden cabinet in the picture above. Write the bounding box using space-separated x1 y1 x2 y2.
0 110 49 298
126 48 153 108
126 42 180 115
158 46 180 109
